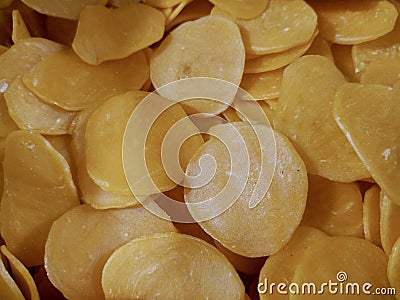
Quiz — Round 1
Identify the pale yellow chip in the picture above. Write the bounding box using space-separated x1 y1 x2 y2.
0 130 79 266
363 184 381 247
331 44 360 82
291 236 391 300
87 91 203 196
0 253 24 300
352 0 400 73
240 68 282 100
1 1 398 296
72 4 165 65
360 58 400 86
45 16 77 46
244 33 316 74
70 104 140 209
165 0 213 31
388 236 400 299
211 0 317 55
307 0 397 45
259 226 328 300
208 0 269 20
0 37 64 90
0 93 18 138
302 174 364 238
380 192 400 255
145 0 183 8
123 94 204 196
4 76 77 135
86 91 148 195
45 203 176 300
185 123 307 257
20 0 107 20
150 15 245 115
275 56 369 182
304 34 333 60
353 36 400 75
23 48 149 111
333 83 399 204
11 10 30 43
101 232 245 299
0 246 39 300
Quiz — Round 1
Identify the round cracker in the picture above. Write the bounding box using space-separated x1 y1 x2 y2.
72 4 164 65
333 83 400 204
4 76 77 135
0 130 79 266
0 245 39 300
302 174 363 238
71 104 140 209
45 203 176 300
259 226 327 300
23 48 149 110
291 236 391 300
208 0 269 20
150 15 245 115
101 232 245 299
185 122 307 257
275 56 369 182
307 0 397 44
212 0 317 55
20 0 107 20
